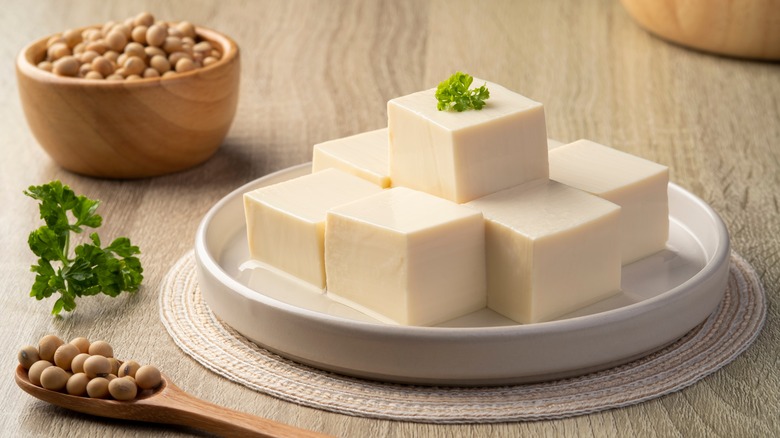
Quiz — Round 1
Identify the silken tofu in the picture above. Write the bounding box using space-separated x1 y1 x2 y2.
465 179 621 324
244 168 383 288
312 128 391 188
388 79 548 203
548 139 669 264
325 187 486 326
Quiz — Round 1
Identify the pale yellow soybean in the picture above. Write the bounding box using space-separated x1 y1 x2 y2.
146 24 167 47
124 42 146 59
203 56 219 67
163 36 183 54
103 50 119 63
53 343 80 370
40 366 70 391
66 373 89 396
118 360 140 378
116 53 128 65
106 74 124 81
109 377 138 401
143 67 160 78
70 353 90 373
53 56 79 76
83 355 111 378
135 365 162 390
168 51 191 66
72 42 86 55
91 56 114 77
123 56 145 76
18 346 39 370
107 357 121 375
63 28 83 47
193 41 212 54
131 25 148 44
77 63 92 77
28 360 53 387
86 377 110 399
88 340 113 358
83 28 102 42
105 30 127 53
79 50 100 64
47 42 71 61
85 41 108 55
176 21 196 39
175 57 195 73
150 54 171 73
112 23 132 39
46 35 65 48
37 61 53 72
134 12 155 27
145 46 165 58
38 335 64 362
162 70 177 78
69 337 90 354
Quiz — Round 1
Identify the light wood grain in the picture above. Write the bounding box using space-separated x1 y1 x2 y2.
2 1 778 437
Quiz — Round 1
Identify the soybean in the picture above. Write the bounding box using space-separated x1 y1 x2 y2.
17 345 39 370
35 12 223 81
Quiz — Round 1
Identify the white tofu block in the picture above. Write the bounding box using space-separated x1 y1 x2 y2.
325 187 486 326
388 79 549 203
548 139 669 264
244 168 383 288
547 138 565 150
312 128 391 188
465 180 622 324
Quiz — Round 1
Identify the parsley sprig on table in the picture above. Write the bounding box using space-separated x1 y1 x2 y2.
435 72 490 112
24 181 143 315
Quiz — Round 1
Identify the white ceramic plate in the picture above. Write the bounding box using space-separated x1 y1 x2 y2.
194 163 730 385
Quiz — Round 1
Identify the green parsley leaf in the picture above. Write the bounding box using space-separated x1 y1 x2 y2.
24 181 143 315
435 72 490 112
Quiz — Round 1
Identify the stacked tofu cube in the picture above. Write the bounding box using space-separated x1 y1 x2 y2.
244 78 669 325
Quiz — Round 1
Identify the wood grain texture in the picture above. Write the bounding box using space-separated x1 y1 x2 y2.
1 1 778 437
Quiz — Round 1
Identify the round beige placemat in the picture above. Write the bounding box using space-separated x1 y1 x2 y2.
159 251 765 423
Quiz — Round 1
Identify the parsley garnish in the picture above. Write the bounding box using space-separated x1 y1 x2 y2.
435 72 490 112
24 181 143 315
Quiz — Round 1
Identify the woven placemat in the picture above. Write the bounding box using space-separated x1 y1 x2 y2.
159 251 765 423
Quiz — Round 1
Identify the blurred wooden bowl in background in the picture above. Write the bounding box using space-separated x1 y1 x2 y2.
620 0 780 60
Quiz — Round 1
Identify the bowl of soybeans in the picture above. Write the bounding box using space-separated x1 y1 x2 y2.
16 12 240 179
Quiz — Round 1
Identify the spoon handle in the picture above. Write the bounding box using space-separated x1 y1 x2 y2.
151 381 331 438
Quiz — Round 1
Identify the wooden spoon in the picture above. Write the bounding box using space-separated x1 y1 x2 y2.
15 365 330 438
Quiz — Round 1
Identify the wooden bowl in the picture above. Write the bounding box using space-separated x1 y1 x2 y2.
620 0 780 60
16 26 240 178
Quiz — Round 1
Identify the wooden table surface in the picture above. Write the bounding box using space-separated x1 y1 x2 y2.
2 1 778 436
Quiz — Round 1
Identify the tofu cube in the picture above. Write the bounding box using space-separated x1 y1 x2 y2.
388 79 549 203
548 139 669 264
244 168 383 288
325 187 486 326
312 128 391 188
465 179 622 324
